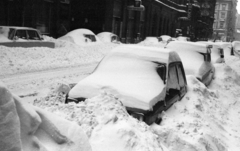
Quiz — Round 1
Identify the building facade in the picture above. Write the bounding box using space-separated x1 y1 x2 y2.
213 0 237 41
0 0 216 42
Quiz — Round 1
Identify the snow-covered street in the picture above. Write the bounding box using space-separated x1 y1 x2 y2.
1 39 240 151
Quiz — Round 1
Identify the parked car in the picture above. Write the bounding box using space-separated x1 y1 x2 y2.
197 41 225 63
66 45 188 125
0 26 55 48
97 32 121 44
58 28 102 46
232 41 240 56
166 41 215 86
138 37 166 48
159 35 172 43
215 42 233 56
177 36 190 41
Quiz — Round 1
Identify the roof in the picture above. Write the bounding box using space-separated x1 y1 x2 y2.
0 26 38 31
109 44 181 64
166 41 210 54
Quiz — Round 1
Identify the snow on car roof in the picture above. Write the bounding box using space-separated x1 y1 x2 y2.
69 45 181 111
166 41 210 54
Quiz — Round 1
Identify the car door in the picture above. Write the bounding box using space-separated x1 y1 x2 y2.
176 63 187 98
165 63 181 108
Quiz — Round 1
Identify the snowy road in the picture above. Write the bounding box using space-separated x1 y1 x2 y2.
0 63 98 103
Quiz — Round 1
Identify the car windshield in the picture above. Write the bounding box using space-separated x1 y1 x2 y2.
27 30 40 40
8 28 15 39
84 34 96 42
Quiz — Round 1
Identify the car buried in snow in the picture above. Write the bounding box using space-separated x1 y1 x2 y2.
232 41 240 56
97 32 121 44
196 41 225 63
65 45 188 125
58 28 102 46
0 26 55 48
166 41 215 86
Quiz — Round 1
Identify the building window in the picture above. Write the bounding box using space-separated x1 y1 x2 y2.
213 22 216 29
220 12 226 19
221 4 227 10
219 21 224 28
215 4 218 10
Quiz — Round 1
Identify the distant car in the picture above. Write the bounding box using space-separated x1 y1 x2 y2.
215 42 233 56
159 35 172 43
197 41 225 63
166 41 215 86
0 26 55 48
58 28 102 46
66 45 187 125
138 37 166 48
177 36 190 41
232 41 240 56
97 32 121 44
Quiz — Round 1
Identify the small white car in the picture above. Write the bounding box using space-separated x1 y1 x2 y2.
97 32 121 44
58 28 102 46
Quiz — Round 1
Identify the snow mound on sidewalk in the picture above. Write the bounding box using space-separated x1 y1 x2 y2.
0 40 118 77
34 91 166 151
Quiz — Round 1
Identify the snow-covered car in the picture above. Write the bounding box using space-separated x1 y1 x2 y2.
139 37 159 45
232 41 240 56
215 42 233 56
138 37 166 48
0 26 55 48
166 41 215 86
66 45 188 125
177 36 190 41
58 28 102 46
159 35 172 43
97 32 121 44
197 41 225 63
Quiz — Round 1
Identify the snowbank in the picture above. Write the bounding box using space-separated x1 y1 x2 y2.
0 81 92 151
0 39 118 77
34 91 165 151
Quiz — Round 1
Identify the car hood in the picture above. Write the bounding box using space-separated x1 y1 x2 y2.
68 71 166 111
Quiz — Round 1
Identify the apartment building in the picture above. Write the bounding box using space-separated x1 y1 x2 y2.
213 0 237 41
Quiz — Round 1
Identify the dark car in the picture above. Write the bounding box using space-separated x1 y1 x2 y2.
66 45 187 125
0 26 55 48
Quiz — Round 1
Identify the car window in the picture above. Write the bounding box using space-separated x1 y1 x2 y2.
201 53 211 62
16 30 27 39
176 64 185 87
27 30 40 40
84 34 96 42
156 64 166 83
8 28 15 39
167 64 180 91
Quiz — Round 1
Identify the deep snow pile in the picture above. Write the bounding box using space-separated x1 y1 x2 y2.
0 39 118 77
33 55 240 151
34 91 165 151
